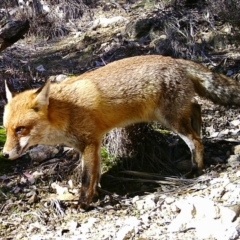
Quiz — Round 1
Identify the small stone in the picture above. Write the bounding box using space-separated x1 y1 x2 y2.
236 171 240 177
132 195 140 204
230 119 240 126
28 193 39 204
165 197 175 205
233 145 240 155
29 145 59 162
115 217 139 240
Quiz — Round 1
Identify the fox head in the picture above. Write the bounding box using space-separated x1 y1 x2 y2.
3 81 51 160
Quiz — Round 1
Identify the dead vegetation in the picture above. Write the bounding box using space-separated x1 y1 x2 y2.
1 2 240 239
1 0 240 176
0 0 240 212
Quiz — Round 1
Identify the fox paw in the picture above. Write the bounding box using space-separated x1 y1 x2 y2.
78 187 99 209
185 164 203 178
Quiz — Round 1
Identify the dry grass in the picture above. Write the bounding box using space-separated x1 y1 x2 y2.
207 0 240 27
3 0 91 39
103 124 188 176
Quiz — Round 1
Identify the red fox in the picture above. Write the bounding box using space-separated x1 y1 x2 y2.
3 55 240 208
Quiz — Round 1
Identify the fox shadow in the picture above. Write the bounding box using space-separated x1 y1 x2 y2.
99 125 239 199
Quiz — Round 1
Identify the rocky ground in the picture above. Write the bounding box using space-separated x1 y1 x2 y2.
1 1 240 239
1 145 240 240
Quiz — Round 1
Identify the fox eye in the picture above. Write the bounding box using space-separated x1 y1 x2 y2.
15 126 25 135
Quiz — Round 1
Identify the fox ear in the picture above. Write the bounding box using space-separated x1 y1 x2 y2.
5 80 17 102
34 81 51 107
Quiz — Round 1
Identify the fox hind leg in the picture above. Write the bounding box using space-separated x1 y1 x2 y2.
176 116 204 176
191 102 202 137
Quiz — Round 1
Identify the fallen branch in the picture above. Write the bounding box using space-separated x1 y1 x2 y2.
0 19 30 52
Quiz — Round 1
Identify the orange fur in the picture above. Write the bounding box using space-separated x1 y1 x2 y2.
3 55 240 208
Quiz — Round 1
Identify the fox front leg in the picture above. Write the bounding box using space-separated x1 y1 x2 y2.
79 142 101 209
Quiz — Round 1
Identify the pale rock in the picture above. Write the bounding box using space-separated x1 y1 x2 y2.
32 171 43 179
230 119 240 126
135 196 156 210
80 218 98 234
73 31 82 38
27 222 42 232
218 129 229 136
233 145 240 155
210 177 230 185
209 187 225 201
227 154 240 168
196 218 238 240
132 195 140 204
55 74 68 82
221 183 240 204
194 197 220 219
116 225 134 240
115 217 139 240
168 199 195 232
221 24 232 34
236 170 240 177
51 182 68 195
168 196 238 240
68 179 74 189
219 206 236 223
165 196 175 205
92 16 128 30
140 213 150 225
230 129 240 135
209 131 219 138
170 203 179 213
66 220 79 233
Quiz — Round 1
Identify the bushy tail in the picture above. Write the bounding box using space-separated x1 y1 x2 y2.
180 59 240 106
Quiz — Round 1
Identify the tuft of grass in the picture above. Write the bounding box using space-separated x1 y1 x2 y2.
0 127 6 147
0 127 15 175
101 147 116 173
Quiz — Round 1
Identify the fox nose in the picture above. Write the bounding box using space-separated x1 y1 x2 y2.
2 152 9 159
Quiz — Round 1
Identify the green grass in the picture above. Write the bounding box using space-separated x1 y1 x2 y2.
101 147 117 173
0 127 6 147
0 127 15 175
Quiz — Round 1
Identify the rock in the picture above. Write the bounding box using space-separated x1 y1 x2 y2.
227 70 234 76
196 217 238 240
91 16 128 30
48 74 68 83
230 119 240 127
132 195 140 204
165 197 175 205
80 218 98 234
56 74 68 82
29 145 60 162
233 145 240 155
227 154 240 168
168 198 195 232
134 194 157 210
66 220 79 233
168 196 238 240
218 129 229 137
115 217 139 240
35 64 46 72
